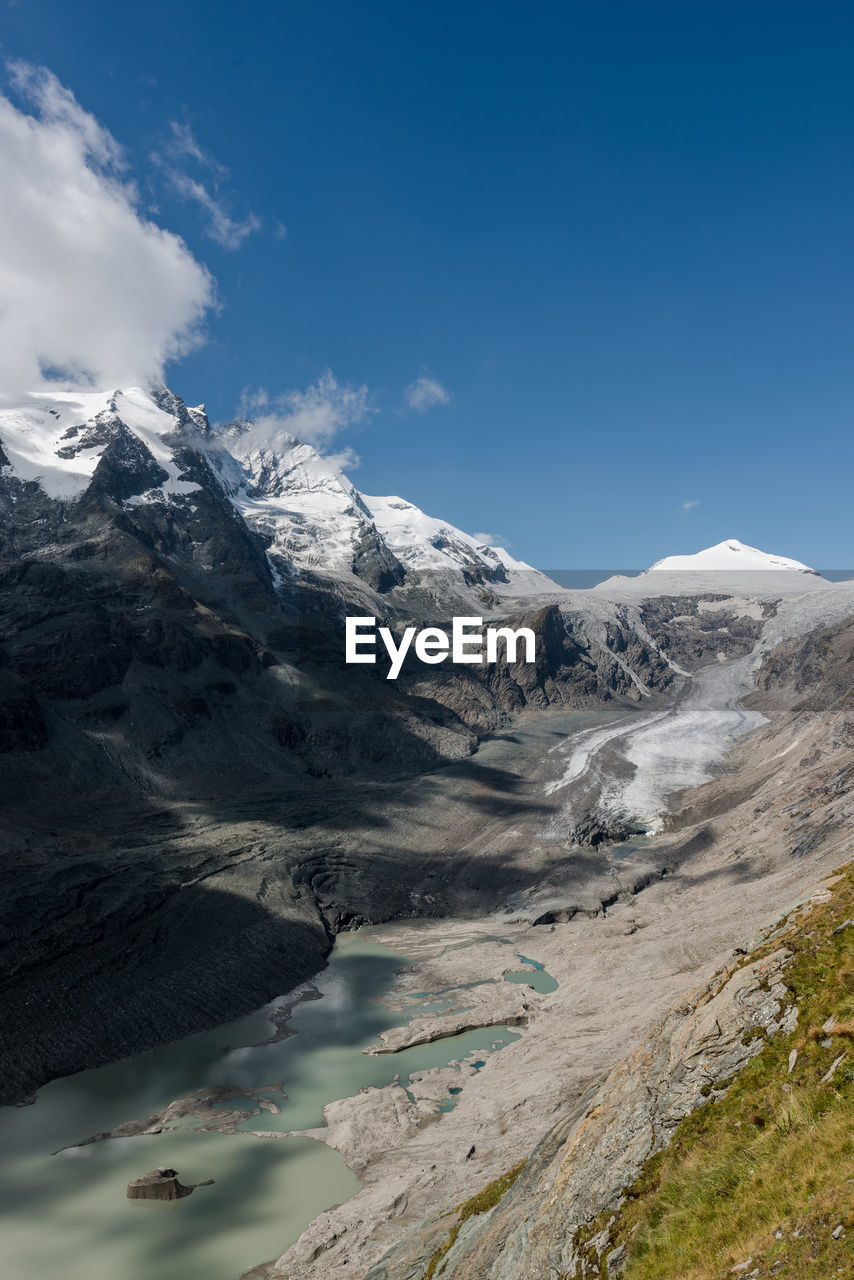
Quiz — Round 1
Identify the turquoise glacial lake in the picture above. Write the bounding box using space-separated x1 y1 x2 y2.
0 935 520 1280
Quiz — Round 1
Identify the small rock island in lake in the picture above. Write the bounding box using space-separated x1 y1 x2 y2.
126 1167 213 1201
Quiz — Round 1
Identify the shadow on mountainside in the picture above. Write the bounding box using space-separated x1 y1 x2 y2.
0 881 330 1105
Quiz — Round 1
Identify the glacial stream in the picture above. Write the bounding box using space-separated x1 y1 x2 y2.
0 935 521 1280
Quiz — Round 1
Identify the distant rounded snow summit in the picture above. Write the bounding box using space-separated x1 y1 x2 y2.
646 538 817 574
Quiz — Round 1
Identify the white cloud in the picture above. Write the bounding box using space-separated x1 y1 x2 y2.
168 171 261 249
682 499 701 510
471 531 510 549
156 120 261 251
317 445 361 473
166 120 227 177
238 371 374 464
0 62 214 395
404 375 450 413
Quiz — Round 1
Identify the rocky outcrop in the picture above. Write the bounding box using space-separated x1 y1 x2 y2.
564 810 646 848
749 613 854 713
364 982 534 1055
126 1167 213 1201
58 1083 286 1152
350 525 406 592
639 594 770 667
370 950 795 1279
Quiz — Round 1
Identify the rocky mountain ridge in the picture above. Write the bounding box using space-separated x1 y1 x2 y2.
0 382 551 593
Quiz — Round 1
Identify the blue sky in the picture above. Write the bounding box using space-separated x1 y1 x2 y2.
2 1 853 566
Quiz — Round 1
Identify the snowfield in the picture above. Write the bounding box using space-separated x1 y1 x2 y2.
0 389 116 499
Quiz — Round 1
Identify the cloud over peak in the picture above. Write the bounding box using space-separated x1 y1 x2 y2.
237 370 374 470
471 531 510 549
0 62 214 395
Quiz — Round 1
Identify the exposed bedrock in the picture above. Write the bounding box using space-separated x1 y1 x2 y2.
563 810 647 848
638 592 772 666
368 951 795 1279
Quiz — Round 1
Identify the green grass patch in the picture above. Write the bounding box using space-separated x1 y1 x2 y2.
424 1159 527 1278
590 866 854 1280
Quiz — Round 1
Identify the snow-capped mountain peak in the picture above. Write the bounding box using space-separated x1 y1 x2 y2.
646 539 818 574
360 492 535 574
0 385 204 502
212 412 546 588
210 418 382 576
0 382 551 593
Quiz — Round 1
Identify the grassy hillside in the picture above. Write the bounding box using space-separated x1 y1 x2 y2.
594 865 854 1280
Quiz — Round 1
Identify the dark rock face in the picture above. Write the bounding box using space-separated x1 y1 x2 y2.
149 382 207 430
84 414 170 502
751 616 854 713
395 604 677 739
566 811 646 848
350 525 406 592
639 594 769 667
0 669 47 752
